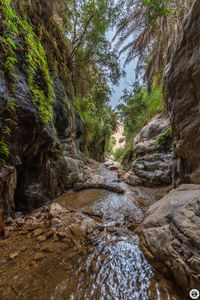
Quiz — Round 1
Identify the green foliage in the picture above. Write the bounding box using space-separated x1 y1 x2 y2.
67 0 123 85
0 0 54 123
0 0 19 83
156 127 173 150
117 83 163 141
0 140 10 157
21 20 55 122
144 0 172 24
2 127 11 137
75 90 118 159
112 141 135 165
0 0 121 159
6 98 17 111
114 0 192 83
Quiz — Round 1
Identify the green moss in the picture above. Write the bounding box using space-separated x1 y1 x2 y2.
156 127 173 150
6 98 17 111
21 20 55 122
0 0 19 82
0 140 10 157
0 0 55 123
2 127 11 137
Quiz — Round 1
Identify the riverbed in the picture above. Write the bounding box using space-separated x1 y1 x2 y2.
0 164 183 299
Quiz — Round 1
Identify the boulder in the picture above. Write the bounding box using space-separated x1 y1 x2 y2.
134 114 170 155
124 149 173 188
124 114 173 187
130 153 173 186
137 184 200 296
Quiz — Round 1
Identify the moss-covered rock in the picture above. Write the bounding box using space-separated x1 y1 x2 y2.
0 0 86 216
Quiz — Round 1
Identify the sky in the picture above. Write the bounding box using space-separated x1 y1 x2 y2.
106 29 137 108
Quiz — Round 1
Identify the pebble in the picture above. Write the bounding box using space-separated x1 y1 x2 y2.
9 251 19 259
56 231 67 239
3 226 14 238
41 242 54 252
46 230 53 238
5 216 14 225
15 217 25 227
91 260 98 273
18 230 28 235
20 246 28 252
33 228 45 237
34 252 45 261
25 225 37 232
36 235 47 242
64 263 73 271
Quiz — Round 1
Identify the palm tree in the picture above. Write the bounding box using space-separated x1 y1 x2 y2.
114 0 193 83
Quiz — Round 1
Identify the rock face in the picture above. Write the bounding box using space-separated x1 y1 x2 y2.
0 2 86 217
165 0 200 184
134 114 170 155
124 114 173 187
137 184 200 296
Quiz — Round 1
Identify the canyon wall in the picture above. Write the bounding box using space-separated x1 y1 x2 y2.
165 0 200 184
0 0 86 217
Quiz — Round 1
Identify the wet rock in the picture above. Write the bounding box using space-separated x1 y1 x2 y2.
137 184 200 296
0 166 17 217
0 66 86 216
73 182 125 194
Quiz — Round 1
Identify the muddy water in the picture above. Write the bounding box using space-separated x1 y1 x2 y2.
0 165 183 299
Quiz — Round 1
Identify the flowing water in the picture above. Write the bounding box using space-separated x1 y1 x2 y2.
0 165 183 300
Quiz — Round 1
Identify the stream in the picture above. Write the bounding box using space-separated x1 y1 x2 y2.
0 164 182 300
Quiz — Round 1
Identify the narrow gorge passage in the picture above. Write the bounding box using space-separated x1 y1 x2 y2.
0 164 182 300
1 1 199 299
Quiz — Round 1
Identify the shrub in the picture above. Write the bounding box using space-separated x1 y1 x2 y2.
156 127 173 151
